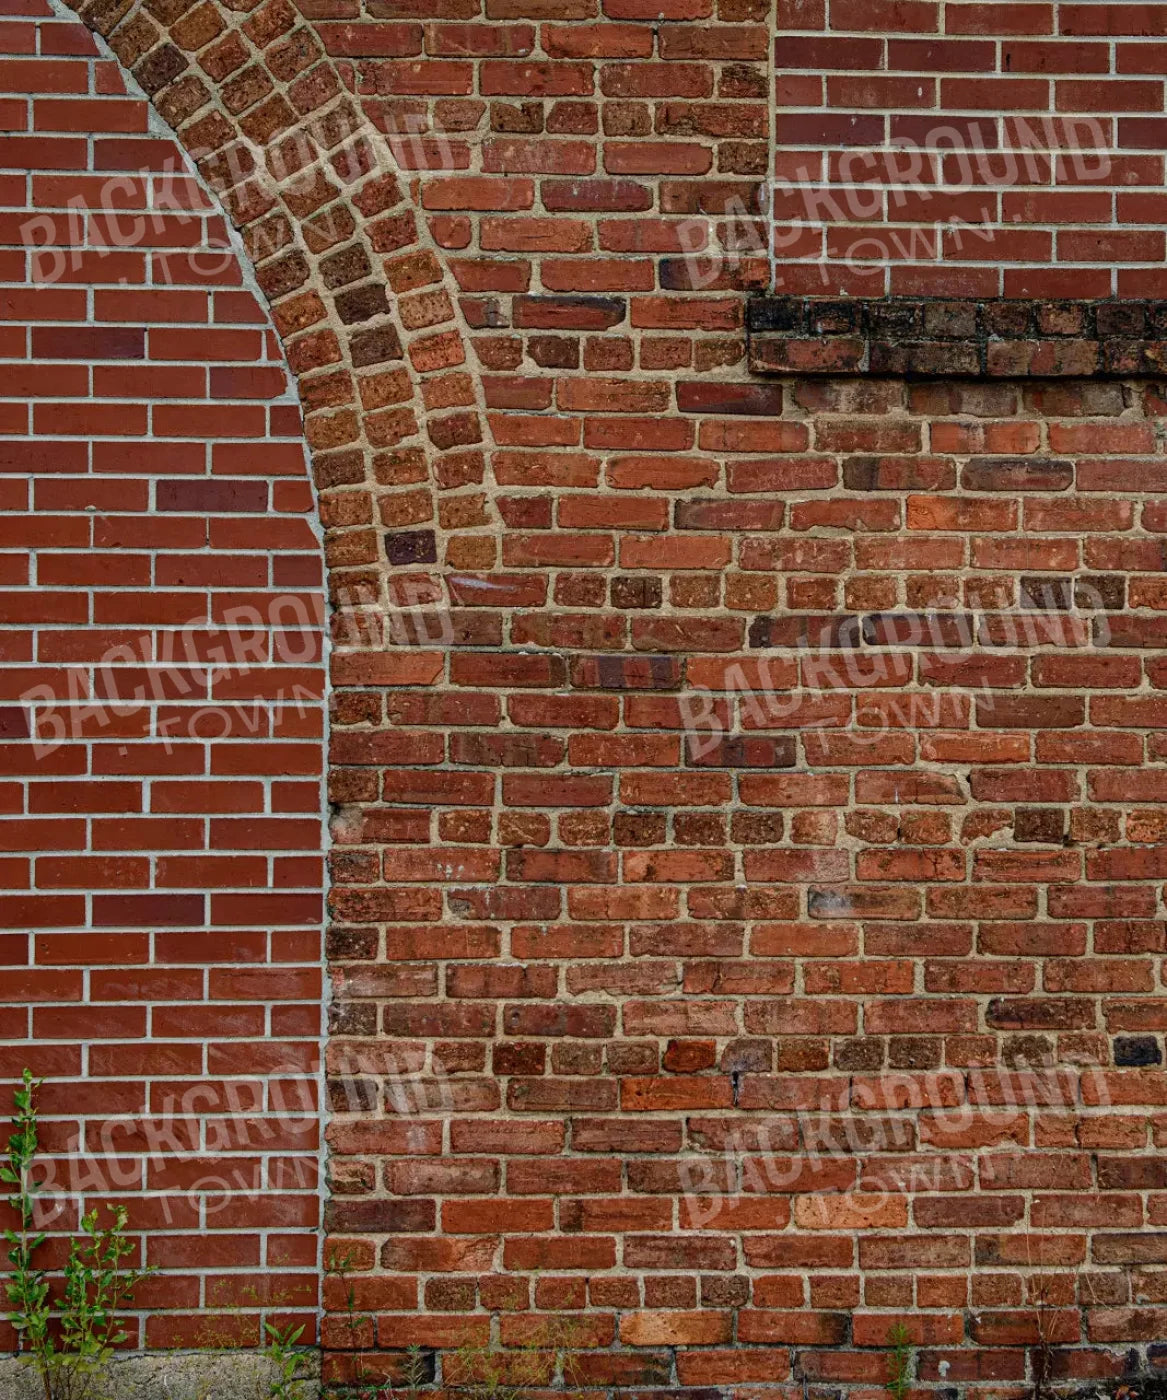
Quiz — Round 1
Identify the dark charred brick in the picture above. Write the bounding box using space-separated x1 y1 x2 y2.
862 612 975 647
1097 302 1148 337
135 41 186 93
746 296 804 333
868 301 920 337
385 530 437 566
1020 577 1073 611
1014 808 1065 844
983 300 1033 336
809 300 860 334
321 243 372 290
1114 1035 1162 1067
748 296 1167 379
922 300 977 338
335 282 391 325
349 324 403 368
1077 573 1125 610
326 927 378 961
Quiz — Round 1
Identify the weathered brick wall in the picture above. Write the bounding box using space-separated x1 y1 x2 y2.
6 0 1167 1389
326 371 1167 1392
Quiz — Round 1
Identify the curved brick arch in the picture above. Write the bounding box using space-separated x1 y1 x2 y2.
68 0 494 621
15 0 1167 1386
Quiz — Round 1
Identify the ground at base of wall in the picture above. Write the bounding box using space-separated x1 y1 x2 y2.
0 1350 320 1399
2 1360 1167 1400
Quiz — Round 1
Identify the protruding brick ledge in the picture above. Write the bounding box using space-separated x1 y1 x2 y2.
748 296 1167 378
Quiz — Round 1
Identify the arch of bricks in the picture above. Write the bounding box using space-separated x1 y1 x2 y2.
13 0 1167 1389
70 0 494 625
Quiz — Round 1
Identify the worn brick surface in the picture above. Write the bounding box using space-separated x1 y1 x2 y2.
5 0 1167 1388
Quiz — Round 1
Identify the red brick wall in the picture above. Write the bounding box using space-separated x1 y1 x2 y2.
0 1 326 1349
7 0 1167 1388
326 373 1167 1392
773 0 1167 298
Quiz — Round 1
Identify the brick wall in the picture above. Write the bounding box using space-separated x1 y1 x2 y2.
0 1 326 1349
6 0 1167 1389
773 0 1167 299
325 371 1167 1392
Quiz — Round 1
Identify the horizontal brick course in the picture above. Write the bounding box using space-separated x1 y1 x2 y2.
8 0 1167 1387
749 297 1167 378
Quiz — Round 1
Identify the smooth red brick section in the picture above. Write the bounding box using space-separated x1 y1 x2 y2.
0 5 325 1351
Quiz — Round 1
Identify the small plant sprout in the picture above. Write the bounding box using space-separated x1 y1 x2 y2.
885 1322 914 1400
264 1320 307 1400
322 1250 431 1399
3 1068 152 1400
3 1069 51 1385
449 1318 582 1400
